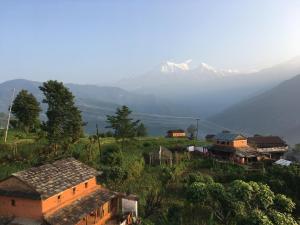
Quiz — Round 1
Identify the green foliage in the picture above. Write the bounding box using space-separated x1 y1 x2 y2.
106 105 140 151
100 144 122 166
187 182 208 203
11 90 41 132
185 179 298 225
187 124 197 139
161 166 176 186
274 194 295 213
243 209 273 225
1 133 299 225
136 123 147 137
39 80 83 148
268 210 298 225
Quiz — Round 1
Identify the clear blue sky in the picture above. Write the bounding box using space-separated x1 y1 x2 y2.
0 0 300 84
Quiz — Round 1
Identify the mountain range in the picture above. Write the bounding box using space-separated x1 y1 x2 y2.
1 56 300 143
117 56 300 117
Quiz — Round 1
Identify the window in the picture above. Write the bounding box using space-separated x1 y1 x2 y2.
85 182 88 188
73 187 76 195
57 195 61 203
11 199 16 207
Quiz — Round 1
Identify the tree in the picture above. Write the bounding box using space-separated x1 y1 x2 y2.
136 123 147 137
187 124 197 139
100 144 127 189
185 178 298 225
39 80 83 150
11 90 41 132
273 194 295 213
106 105 140 151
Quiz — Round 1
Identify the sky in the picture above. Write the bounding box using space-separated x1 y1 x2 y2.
0 0 300 84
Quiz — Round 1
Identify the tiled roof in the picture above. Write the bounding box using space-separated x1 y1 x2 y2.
214 133 246 142
167 129 185 133
44 188 116 225
248 136 287 148
11 158 101 200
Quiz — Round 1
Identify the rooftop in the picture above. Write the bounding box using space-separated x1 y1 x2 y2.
167 129 185 133
214 132 246 142
248 136 287 148
0 158 101 200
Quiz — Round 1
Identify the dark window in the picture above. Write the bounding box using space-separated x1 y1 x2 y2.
227 142 230 145
85 182 88 188
11 199 16 207
73 187 76 195
57 195 61 202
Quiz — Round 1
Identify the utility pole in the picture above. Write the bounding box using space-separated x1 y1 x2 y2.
96 124 101 158
4 88 16 143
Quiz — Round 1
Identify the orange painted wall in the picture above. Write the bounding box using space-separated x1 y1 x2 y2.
215 139 248 148
75 200 117 225
43 177 98 214
232 140 248 148
169 132 186 137
0 177 99 220
0 195 42 219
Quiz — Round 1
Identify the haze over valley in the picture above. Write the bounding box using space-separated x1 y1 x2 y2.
1 56 300 143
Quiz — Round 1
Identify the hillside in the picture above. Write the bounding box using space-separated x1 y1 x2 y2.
0 79 219 135
210 74 300 144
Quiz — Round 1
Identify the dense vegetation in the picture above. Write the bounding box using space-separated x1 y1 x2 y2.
0 130 300 224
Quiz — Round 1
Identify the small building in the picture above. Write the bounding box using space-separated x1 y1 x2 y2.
248 135 288 159
166 129 186 138
205 134 215 142
0 158 138 225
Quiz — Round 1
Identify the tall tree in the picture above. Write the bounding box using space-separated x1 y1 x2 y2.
136 123 147 137
106 105 139 151
11 90 41 132
39 80 83 149
187 124 197 139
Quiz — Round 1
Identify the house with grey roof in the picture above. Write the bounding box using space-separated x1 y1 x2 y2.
0 158 138 225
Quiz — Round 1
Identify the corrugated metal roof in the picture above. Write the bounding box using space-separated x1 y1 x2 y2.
274 159 292 166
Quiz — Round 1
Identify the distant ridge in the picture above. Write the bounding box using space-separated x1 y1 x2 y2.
210 74 300 144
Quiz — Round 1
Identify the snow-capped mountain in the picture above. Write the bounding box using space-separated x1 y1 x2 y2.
117 56 300 117
160 60 192 73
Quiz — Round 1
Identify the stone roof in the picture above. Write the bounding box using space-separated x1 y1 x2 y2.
10 158 101 200
214 133 246 142
167 129 185 133
44 188 116 225
248 136 287 148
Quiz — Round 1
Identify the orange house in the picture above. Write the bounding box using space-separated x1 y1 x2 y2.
167 130 186 138
0 158 138 225
214 132 248 148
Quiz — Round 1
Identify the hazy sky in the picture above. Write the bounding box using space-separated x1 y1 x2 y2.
1 0 300 84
